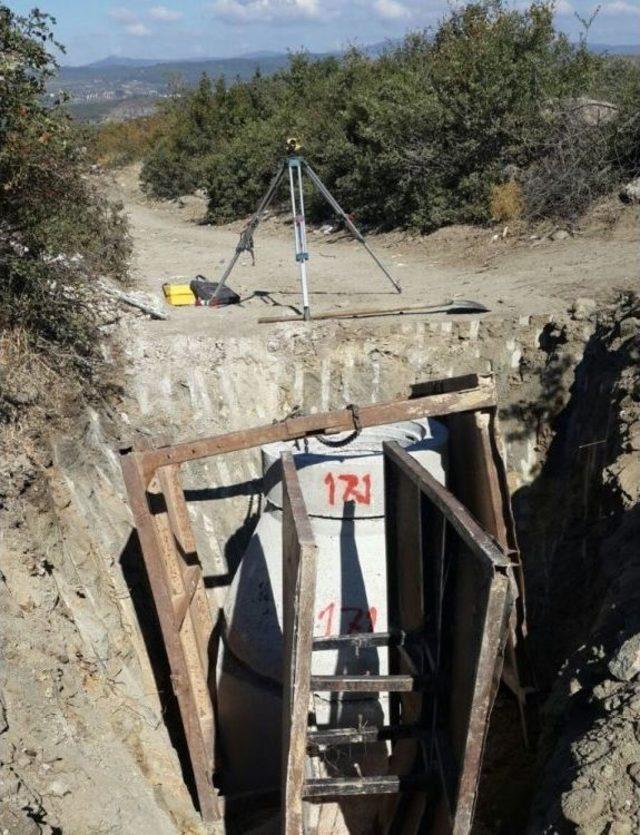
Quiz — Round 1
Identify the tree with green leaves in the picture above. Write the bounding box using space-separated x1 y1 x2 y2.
1 5 130 411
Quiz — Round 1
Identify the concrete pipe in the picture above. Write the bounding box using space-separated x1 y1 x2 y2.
216 419 448 800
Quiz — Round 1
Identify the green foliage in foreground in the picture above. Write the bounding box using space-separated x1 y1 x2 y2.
140 0 640 230
0 5 130 392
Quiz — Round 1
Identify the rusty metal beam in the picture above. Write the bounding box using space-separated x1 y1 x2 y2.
119 454 220 825
136 376 497 484
383 442 511 570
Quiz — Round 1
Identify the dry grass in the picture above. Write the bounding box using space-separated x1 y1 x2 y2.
91 115 163 168
0 326 82 425
490 181 524 222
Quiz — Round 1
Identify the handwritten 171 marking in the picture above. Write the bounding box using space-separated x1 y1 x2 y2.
323 472 372 506
317 602 378 636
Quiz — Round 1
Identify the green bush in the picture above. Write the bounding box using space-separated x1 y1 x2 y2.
0 5 131 415
138 0 640 231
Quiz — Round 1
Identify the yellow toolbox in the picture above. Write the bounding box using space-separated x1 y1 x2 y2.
162 283 196 306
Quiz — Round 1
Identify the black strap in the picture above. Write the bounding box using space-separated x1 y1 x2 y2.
317 404 362 448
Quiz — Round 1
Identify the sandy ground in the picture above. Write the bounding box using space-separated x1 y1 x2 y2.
108 165 638 338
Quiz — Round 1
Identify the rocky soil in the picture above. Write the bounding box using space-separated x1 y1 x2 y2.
522 296 640 834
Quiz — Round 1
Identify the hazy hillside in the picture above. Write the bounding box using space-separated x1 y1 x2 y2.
52 39 639 123
49 53 305 122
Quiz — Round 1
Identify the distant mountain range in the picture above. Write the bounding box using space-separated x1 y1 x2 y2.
590 43 640 55
71 39 638 72
52 40 638 124
57 54 294 85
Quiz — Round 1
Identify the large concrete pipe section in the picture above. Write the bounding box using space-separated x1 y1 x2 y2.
216 419 448 796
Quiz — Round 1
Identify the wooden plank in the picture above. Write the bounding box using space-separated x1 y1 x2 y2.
303 774 432 800
382 451 429 832
173 564 202 630
310 674 430 692
149 471 215 777
409 374 484 399
382 441 515 835
280 452 318 835
156 466 214 675
445 411 509 551
119 453 220 824
137 379 497 483
445 410 529 742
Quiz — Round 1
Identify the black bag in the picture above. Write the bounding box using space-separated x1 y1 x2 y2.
190 275 240 307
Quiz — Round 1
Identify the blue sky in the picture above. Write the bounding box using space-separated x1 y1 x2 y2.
8 0 640 65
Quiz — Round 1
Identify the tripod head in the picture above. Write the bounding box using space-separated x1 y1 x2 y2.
286 137 302 156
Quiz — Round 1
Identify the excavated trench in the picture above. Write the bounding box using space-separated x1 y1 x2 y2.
3 297 638 834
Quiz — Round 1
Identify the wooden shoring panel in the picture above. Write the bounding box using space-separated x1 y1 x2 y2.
280 452 318 835
382 442 513 835
137 375 497 484
120 452 220 824
117 373 516 831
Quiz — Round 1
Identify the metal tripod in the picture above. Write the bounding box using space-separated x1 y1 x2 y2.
213 152 401 320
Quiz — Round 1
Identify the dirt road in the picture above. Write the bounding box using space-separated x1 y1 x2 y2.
109 165 638 336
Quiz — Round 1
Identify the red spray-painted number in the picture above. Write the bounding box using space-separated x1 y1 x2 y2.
317 602 378 637
323 472 372 506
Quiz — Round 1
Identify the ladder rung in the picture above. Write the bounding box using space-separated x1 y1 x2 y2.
312 630 406 651
307 723 425 748
310 674 430 693
303 773 431 800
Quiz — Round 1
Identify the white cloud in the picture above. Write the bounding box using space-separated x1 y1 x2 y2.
108 6 138 23
208 0 321 23
600 0 640 15
108 5 155 35
125 22 152 36
374 0 410 19
148 5 184 22
554 0 574 15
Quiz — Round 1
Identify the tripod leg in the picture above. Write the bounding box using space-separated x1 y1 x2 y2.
303 161 401 294
288 159 311 320
213 162 286 300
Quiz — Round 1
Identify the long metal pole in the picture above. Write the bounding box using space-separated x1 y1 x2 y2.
295 161 311 320
288 158 311 320
302 160 401 294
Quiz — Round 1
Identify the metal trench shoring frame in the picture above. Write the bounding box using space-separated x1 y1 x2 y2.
118 373 527 830
381 442 514 834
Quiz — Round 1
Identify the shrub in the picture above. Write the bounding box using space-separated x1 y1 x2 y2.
140 73 253 199
0 5 131 418
138 1 640 231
